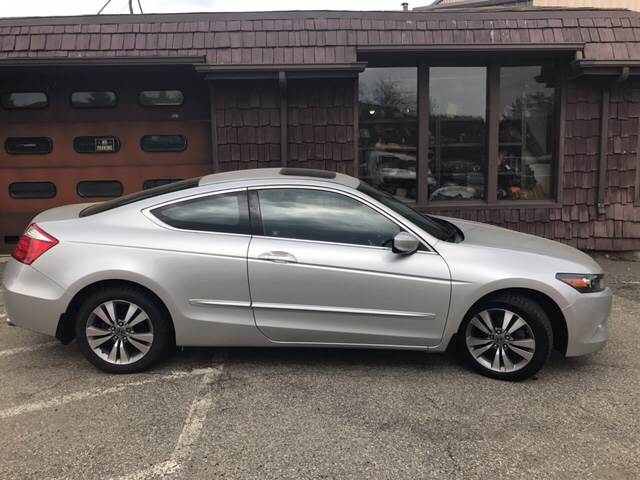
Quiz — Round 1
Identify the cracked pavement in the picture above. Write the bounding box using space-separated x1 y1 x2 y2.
0 255 639 479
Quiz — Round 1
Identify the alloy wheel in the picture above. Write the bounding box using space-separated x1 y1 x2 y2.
464 308 536 373
85 300 154 365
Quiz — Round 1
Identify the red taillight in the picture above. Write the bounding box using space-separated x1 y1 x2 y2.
12 224 59 265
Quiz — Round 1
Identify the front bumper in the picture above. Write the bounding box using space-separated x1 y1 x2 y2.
1 258 70 337
562 287 612 357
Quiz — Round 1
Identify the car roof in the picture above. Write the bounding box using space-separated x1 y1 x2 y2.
198 167 360 189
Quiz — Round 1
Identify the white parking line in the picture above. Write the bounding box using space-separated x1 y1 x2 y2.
0 367 222 420
113 352 227 480
0 341 58 358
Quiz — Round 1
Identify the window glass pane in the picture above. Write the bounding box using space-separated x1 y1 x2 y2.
139 90 184 106
151 191 250 234
499 66 556 201
71 91 117 108
258 189 401 247
74 136 120 154
5 137 53 155
428 67 487 201
141 135 187 152
1 92 48 109
77 181 123 198
358 67 418 202
143 179 184 190
9 181 56 199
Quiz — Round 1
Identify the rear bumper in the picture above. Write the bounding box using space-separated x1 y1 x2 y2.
562 287 612 357
1 258 70 337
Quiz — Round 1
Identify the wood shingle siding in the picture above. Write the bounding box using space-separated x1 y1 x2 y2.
1 9 640 64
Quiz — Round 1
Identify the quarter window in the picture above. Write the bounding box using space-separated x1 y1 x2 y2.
5 137 53 155
140 135 187 152
74 136 121 154
77 181 123 198
151 191 250 234
71 91 117 108
9 181 56 199
139 90 184 107
257 189 401 247
1 92 48 109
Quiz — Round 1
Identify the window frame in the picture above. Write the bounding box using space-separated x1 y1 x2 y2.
144 187 251 237
138 90 185 107
1 91 49 110
357 61 566 210
70 91 118 109
76 180 123 198
249 184 435 252
5 137 53 155
9 181 57 199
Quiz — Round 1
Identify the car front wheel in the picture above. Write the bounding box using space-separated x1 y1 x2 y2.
460 293 553 381
75 287 172 373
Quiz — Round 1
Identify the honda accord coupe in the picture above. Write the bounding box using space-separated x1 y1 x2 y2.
2 168 612 381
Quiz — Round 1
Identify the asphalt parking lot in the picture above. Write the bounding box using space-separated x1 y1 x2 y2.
1 255 639 480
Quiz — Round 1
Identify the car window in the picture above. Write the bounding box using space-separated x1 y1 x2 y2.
151 191 250 235
257 188 401 247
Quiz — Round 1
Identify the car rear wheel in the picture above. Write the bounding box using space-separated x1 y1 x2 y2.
75 287 172 373
460 294 553 381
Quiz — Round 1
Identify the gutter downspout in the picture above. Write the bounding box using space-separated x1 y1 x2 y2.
597 87 609 217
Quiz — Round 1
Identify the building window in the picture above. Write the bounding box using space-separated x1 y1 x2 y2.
358 67 418 202
151 191 250 234
5 137 53 155
77 180 123 198
70 91 117 108
73 136 121 154
498 66 556 201
139 90 184 107
1 92 48 109
140 135 187 152
9 181 57 199
357 62 559 207
428 67 487 202
143 178 184 189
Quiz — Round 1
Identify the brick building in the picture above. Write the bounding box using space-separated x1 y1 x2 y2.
1 8 640 253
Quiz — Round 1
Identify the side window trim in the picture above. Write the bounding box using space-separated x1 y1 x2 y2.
143 187 251 236
250 185 431 251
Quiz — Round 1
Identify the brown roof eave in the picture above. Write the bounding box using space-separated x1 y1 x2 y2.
0 56 206 68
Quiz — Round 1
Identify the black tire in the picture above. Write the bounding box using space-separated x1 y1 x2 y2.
459 293 553 381
75 286 173 373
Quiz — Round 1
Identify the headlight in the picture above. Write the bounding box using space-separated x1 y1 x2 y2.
556 273 606 293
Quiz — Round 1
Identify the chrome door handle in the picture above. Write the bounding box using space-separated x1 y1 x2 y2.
257 251 298 264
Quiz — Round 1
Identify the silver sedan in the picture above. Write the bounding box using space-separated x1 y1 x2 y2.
2 168 612 381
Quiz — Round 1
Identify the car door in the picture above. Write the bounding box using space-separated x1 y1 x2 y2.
247 186 451 347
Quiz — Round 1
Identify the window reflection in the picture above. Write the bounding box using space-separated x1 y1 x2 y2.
358 68 418 202
499 66 556 201
428 67 487 201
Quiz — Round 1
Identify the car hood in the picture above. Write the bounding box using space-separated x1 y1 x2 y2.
438 216 602 273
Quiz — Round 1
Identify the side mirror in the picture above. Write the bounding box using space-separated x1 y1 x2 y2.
392 232 420 255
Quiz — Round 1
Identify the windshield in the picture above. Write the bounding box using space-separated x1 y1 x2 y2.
357 182 462 242
79 178 201 217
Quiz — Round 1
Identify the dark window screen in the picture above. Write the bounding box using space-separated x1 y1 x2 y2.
77 181 123 198
1 92 48 109
139 90 184 106
152 191 250 234
258 189 401 247
5 137 53 155
9 182 57 199
141 135 187 152
71 91 117 108
74 136 120 154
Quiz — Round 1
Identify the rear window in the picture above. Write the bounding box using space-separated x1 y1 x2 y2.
79 177 201 217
